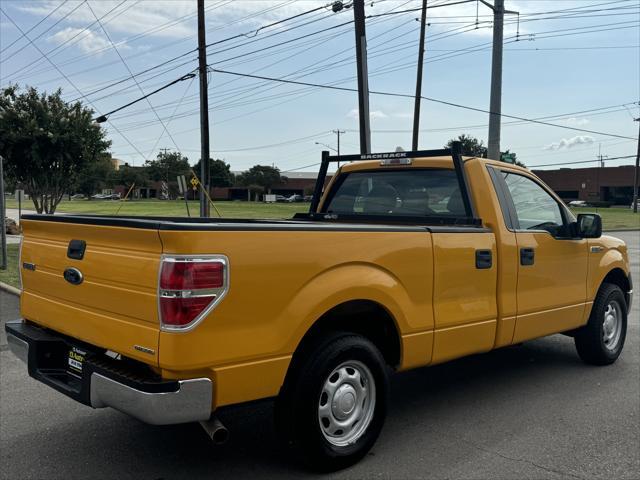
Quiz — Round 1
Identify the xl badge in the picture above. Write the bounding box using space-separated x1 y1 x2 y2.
63 267 84 285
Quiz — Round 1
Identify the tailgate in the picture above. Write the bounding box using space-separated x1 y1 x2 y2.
19 217 162 365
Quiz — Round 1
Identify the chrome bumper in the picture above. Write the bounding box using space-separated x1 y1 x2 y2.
5 320 212 426
7 333 29 364
90 373 212 425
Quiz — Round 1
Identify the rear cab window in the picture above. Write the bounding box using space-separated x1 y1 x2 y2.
322 169 467 219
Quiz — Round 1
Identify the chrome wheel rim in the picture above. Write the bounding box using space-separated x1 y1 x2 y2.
318 360 376 447
602 300 622 351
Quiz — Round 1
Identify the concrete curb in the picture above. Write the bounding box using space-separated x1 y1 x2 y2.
0 281 21 296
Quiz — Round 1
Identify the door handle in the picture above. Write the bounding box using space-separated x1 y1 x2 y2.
67 239 86 260
520 247 535 266
475 250 492 269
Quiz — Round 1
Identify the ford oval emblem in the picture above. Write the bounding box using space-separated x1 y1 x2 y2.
63 267 84 286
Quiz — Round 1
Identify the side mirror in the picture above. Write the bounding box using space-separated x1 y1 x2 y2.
576 213 602 238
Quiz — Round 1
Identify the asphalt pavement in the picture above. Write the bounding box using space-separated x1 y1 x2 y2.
1 231 638 479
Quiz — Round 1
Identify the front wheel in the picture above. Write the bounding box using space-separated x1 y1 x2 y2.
575 283 627 365
275 332 389 471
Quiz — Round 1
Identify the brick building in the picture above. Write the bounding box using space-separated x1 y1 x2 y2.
533 165 636 205
211 171 333 200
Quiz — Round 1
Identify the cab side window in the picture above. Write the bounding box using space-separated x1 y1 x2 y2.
502 172 566 235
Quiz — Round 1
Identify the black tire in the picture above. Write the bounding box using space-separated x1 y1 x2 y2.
275 332 389 471
575 283 627 365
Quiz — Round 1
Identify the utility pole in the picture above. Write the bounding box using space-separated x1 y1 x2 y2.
487 0 504 160
484 0 517 160
595 144 608 202
159 147 170 186
633 117 639 213
412 0 427 151
197 0 210 217
333 129 345 155
597 144 608 168
353 0 371 154
333 129 345 167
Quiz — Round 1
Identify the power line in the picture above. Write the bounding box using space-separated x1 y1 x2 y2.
360 103 638 133
25 0 632 106
107 12 639 131
15 0 627 153
94 72 197 122
529 155 636 168
115 130 334 156
86 1 181 152
208 68 636 141
0 0 86 66
2 0 131 79
0 0 70 55
71 3 364 125
146 75 197 159
0 7 148 163
61 1 344 104
104 15 486 128
365 0 476 18
13 0 296 88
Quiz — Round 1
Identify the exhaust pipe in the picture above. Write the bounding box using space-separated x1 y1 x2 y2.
199 416 229 445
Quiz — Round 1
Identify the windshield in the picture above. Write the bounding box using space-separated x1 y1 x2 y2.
322 168 467 217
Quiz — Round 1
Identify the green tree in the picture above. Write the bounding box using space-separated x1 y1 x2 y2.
237 165 286 193
0 85 111 213
144 150 190 182
445 135 525 167
445 134 488 158
500 149 526 168
193 158 234 187
73 154 115 197
107 164 149 191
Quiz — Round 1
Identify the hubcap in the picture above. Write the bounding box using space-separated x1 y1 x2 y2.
318 360 376 447
602 300 622 351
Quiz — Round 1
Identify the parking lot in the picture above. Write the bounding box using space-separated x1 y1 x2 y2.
1 230 638 479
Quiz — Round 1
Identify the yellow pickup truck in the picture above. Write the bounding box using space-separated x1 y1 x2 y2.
6 144 633 470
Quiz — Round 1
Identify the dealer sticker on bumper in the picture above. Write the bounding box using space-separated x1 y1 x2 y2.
68 347 86 375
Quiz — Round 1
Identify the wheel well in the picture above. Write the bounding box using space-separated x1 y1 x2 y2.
602 268 631 309
291 300 402 371
602 268 630 294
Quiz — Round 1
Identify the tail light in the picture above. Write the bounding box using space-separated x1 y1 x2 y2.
158 255 229 331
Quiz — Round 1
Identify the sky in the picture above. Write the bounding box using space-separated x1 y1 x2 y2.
0 0 638 174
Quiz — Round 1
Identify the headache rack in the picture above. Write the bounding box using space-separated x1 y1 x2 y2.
299 141 482 227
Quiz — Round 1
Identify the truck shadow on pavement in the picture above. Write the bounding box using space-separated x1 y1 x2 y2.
7 333 617 479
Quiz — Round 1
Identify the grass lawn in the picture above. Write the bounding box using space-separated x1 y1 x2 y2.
4 198 309 219
569 208 639 231
4 199 639 229
0 244 20 289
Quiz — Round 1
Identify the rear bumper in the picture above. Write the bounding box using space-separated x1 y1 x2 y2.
5 320 212 425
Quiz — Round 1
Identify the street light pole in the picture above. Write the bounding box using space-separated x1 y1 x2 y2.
315 141 337 153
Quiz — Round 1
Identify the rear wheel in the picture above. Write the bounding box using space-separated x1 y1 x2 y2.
275 332 389 471
575 283 627 365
